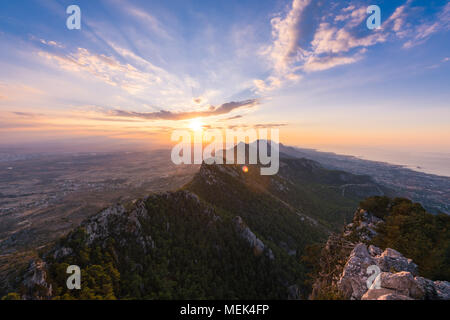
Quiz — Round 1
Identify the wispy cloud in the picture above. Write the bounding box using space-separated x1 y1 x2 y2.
223 115 243 121
125 7 172 39
401 2 450 48
36 41 198 109
303 54 362 72
108 99 259 121
38 48 163 94
12 111 44 118
37 38 64 48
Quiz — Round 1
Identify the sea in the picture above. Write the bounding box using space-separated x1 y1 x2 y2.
313 147 450 177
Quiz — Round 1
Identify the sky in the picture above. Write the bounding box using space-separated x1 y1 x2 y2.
0 0 449 155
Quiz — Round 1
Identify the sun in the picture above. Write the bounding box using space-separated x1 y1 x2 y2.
188 118 204 132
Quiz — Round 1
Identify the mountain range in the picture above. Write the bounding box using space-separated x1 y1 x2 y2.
1 143 448 300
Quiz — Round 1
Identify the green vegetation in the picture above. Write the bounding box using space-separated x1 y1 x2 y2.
363 197 450 280
34 191 310 299
359 196 391 219
306 196 450 299
4 157 447 300
1 292 21 300
10 157 366 300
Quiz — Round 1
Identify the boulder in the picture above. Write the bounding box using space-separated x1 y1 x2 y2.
374 248 418 275
414 276 438 300
361 288 397 300
337 244 376 299
376 272 424 299
368 245 382 256
434 281 450 300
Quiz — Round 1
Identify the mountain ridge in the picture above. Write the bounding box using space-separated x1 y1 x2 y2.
2 147 448 300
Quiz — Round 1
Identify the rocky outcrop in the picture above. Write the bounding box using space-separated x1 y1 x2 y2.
313 207 450 300
21 260 52 300
434 281 450 300
233 216 274 260
374 248 418 275
342 209 383 242
337 243 449 300
376 292 413 300
337 243 375 299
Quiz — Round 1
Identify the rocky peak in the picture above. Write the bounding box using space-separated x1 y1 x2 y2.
313 207 450 300
337 243 449 300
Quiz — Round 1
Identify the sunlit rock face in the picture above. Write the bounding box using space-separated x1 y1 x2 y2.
313 207 450 300
337 243 449 300
233 216 274 260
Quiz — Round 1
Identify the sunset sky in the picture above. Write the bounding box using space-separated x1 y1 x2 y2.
0 0 449 154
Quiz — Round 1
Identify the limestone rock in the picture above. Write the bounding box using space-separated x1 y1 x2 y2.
22 260 52 299
374 248 418 275
414 276 438 300
368 245 382 256
434 281 450 300
377 293 413 300
320 208 449 301
336 243 448 300
233 216 274 260
361 288 397 300
337 243 375 299
376 272 424 299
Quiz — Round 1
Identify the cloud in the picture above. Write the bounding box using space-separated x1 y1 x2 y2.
108 99 259 121
267 0 311 74
39 39 64 48
225 123 287 130
382 1 450 49
125 7 172 39
383 1 410 38
402 2 450 48
223 115 243 120
255 0 310 91
253 123 287 128
310 23 386 55
257 0 382 92
12 111 44 118
37 43 197 108
303 54 361 72
38 48 159 93
255 0 450 92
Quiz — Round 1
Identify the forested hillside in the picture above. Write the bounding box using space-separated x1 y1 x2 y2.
1 156 407 300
